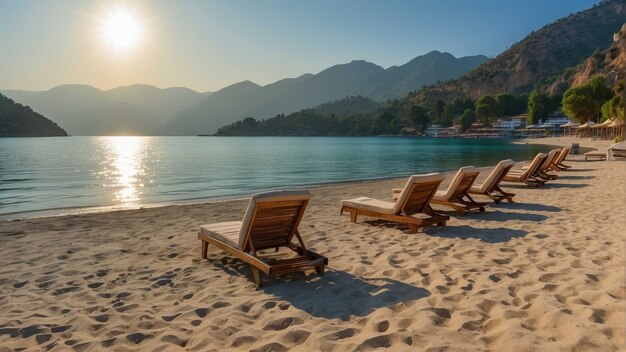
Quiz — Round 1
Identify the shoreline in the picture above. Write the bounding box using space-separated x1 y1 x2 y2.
0 137 576 221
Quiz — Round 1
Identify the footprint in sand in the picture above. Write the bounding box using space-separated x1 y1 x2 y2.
263 317 303 331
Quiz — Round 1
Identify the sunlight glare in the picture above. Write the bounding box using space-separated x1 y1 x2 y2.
101 136 146 203
100 7 143 51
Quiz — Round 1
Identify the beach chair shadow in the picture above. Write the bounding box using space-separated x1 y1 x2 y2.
495 202 561 212
479 210 547 222
431 225 527 243
261 270 430 320
544 183 589 189
556 175 595 180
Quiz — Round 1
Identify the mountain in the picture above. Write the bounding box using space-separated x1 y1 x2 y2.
1 84 210 136
356 51 488 100
0 93 67 137
549 22 626 94
105 84 209 122
159 51 488 135
410 0 626 106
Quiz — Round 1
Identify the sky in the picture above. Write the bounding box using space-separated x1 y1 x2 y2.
0 0 600 92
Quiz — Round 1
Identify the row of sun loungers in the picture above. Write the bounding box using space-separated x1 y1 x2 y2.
198 147 573 286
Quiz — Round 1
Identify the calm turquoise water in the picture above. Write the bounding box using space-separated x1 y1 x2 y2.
0 136 550 217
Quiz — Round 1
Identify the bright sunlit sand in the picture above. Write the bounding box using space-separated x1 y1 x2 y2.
0 138 624 350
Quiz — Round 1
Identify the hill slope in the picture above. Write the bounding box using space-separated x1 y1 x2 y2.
411 0 625 106
2 84 210 136
160 51 487 135
550 22 626 94
214 96 382 136
0 94 67 137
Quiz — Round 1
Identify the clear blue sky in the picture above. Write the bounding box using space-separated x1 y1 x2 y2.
0 0 599 92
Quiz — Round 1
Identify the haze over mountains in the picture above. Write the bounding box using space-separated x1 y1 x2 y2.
159 51 488 135
2 51 487 136
2 85 210 136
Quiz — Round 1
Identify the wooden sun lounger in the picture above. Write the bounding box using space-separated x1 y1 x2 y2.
586 142 626 161
425 167 488 215
340 173 450 233
503 153 547 187
524 149 559 181
198 190 327 286
552 147 571 170
468 159 516 203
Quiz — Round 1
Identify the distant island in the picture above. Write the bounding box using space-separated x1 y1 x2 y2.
0 93 67 137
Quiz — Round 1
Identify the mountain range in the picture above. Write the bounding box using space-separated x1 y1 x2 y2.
158 51 488 135
2 51 487 136
1 85 209 136
409 0 626 107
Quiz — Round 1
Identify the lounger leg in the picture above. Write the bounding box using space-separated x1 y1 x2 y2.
407 224 419 234
250 266 263 287
349 210 358 223
200 239 209 259
315 265 325 275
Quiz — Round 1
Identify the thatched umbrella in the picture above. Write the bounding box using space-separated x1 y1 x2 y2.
576 121 597 138
560 121 580 136
608 119 624 140
592 119 614 139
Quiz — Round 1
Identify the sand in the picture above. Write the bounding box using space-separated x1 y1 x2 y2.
0 137 624 351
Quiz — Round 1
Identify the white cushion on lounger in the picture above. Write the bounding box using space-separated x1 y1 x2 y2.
433 167 478 200
471 159 515 194
341 197 395 214
199 221 242 248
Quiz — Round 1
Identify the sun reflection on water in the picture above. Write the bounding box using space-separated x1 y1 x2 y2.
97 136 147 203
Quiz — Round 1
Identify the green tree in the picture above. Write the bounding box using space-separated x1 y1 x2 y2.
459 109 476 133
475 95 498 125
408 105 431 133
527 90 552 125
496 93 517 116
601 95 624 121
433 99 445 125
562 76 614 123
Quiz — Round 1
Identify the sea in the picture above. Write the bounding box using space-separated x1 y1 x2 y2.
0 136 552 218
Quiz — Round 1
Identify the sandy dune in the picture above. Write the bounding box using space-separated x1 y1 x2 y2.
0 138 624 351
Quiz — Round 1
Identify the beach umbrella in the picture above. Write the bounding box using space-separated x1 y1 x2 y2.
576 121 597 138
608 119 624 140
593 119 614 139
559 121 579 136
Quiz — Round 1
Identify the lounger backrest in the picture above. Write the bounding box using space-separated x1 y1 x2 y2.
525 153 547 177
238 190 311 252
393 173 444 215
541 149 559 170
555 147 569 164
479 159 515 193
439 166 479 200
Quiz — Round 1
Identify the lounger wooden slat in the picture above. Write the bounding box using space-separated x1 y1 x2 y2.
340 173 449 233
503 153 547 187
468 159 516 203
198 189 327 286
425 167 488 215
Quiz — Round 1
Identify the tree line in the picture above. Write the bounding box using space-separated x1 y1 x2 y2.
214 75 623 137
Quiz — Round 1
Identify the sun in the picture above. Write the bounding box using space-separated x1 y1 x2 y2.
100 7 143 51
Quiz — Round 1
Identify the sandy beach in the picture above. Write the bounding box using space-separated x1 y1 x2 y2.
0 137 624 351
